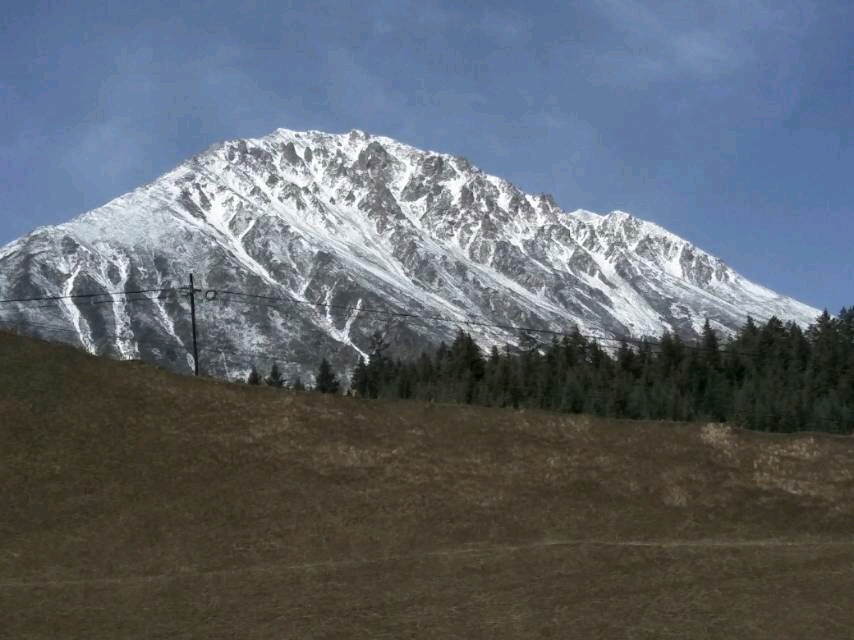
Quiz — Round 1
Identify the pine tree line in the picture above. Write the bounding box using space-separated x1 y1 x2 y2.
348 308 854 434
246 358 337 394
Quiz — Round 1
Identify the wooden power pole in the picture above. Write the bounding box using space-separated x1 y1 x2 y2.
189 273 200 376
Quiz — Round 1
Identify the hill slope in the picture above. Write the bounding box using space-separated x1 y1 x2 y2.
1 333 852 639
0 128 820 380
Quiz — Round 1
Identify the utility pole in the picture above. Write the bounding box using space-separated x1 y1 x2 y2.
189 273 200 376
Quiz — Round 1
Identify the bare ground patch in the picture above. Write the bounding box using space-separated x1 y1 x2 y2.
1 332 853 639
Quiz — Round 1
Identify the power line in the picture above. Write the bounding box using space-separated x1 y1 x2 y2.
1 283 848 431
1 282 844 361
5 320 845 429
0 293 178 311
0 286 179 306
0 281 819 360
203 288 775 359
0 318 188 351
197 338 348 363
0 282 838 362
0 291 184 333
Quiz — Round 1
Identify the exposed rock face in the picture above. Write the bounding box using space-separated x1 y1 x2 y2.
0 128 819 381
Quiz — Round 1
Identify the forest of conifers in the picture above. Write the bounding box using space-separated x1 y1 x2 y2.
344 308 853 434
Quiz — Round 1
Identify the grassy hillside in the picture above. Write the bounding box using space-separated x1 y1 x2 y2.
1 331 852 639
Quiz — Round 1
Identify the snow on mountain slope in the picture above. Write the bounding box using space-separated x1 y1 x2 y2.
0 128 820 380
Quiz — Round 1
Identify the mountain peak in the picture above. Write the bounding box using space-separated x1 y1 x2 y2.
0 126 820 379
609 209 634 219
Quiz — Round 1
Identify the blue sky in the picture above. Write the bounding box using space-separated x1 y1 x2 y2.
1 0 851 312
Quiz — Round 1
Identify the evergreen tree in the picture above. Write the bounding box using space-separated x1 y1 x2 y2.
246 365 261 385
541 338 563 410
364 331 391 398
567 327 588 365
561 368 585 414
265 363 285 388
291 376 306 391
414 352 436 400
369 329 390 361
617 340 635 374
701 319 721 370
351 356 369 397
316 358 340 394
396 360 415 399
315 304 853 435
446 330 485 403
657 332 684 379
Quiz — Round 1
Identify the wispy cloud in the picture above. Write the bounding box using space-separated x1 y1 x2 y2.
60 116 152 187
0 81 19 107
476 10 532 45
324 47 408 119
51 35 307 201
407 0 461 27
481 132 511 158
368 0 461 33
413 89 487 113
588 0 814 86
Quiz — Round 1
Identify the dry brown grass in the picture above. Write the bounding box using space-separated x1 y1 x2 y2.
1 331 852 639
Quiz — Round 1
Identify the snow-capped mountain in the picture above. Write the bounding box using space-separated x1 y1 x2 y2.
0 128 820 380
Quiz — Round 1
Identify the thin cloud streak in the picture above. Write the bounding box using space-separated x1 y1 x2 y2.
589 0 815 85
